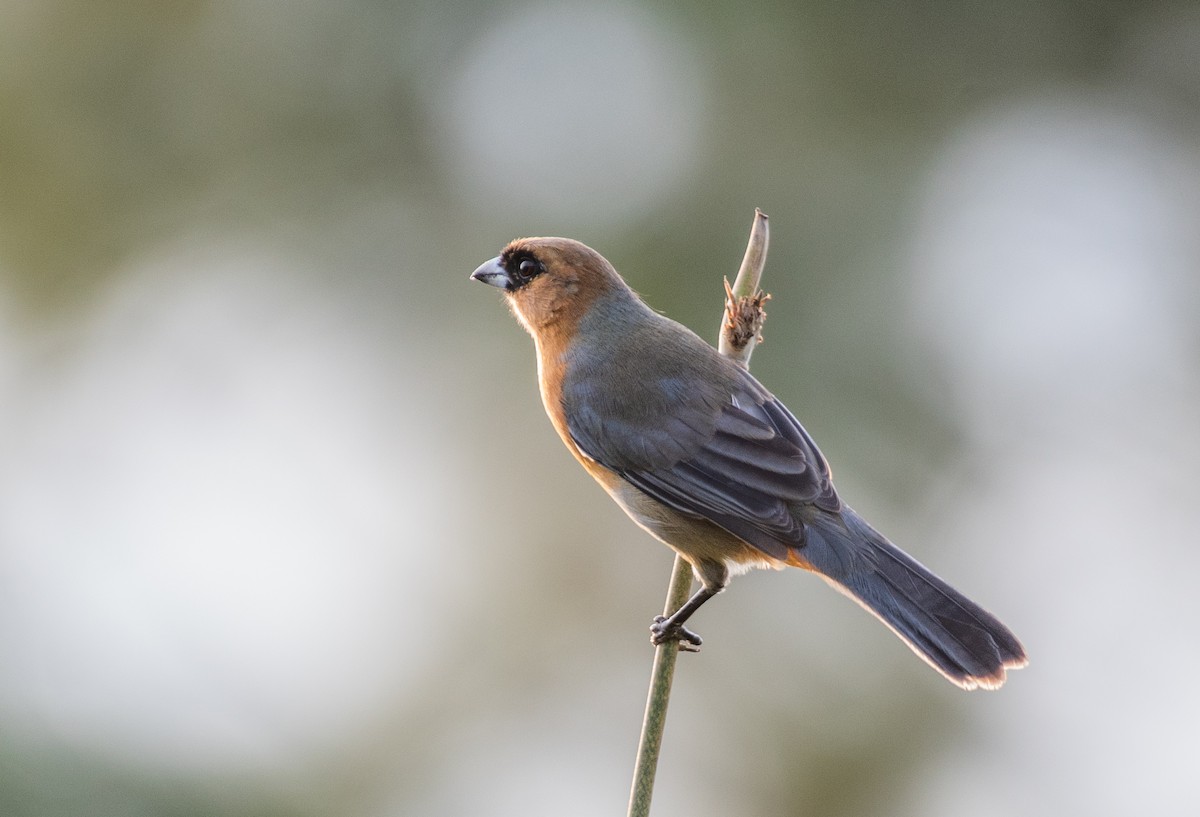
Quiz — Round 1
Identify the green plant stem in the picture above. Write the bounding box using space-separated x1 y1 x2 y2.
626 554 695 817
626 209 770 817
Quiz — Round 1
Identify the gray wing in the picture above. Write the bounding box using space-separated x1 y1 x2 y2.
566 367 841 561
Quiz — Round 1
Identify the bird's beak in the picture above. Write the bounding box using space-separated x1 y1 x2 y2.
471 256 511 290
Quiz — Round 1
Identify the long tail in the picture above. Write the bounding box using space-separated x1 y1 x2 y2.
795 506 1027 690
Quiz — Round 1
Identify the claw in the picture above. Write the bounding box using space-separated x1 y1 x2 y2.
649 615 703 651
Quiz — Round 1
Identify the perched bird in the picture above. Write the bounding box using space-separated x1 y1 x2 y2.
472 237 1027 690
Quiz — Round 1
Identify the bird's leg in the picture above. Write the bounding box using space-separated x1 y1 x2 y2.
650 585 719 652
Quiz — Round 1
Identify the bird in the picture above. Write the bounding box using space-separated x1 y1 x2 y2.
471 236 1027 690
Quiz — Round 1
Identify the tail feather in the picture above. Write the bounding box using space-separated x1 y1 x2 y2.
800 507 1027 690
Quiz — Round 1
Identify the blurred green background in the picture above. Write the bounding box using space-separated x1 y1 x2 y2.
2 1 1198 815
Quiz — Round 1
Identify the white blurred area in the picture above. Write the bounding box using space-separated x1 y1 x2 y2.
911 93 1199 426
432 1 707 231
0 238 459 773
1 1 1199 816
907 90 1200 814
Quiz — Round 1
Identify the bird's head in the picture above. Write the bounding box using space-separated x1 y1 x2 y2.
471 237 626 336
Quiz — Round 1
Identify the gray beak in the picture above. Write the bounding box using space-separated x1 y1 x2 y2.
470 256 510 290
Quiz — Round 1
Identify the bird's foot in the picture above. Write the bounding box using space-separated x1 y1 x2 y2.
650 616 703 652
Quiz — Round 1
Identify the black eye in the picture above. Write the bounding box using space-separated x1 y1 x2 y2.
516 258 543 282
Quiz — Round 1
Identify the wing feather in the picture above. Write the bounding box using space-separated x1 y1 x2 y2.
566 365 841 559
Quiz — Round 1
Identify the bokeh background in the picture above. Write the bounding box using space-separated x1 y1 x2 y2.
2 1 1198 815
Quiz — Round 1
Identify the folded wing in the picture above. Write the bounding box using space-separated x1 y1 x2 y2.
566 368 840 560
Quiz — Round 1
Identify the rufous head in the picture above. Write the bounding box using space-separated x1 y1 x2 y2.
471 237 627 335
